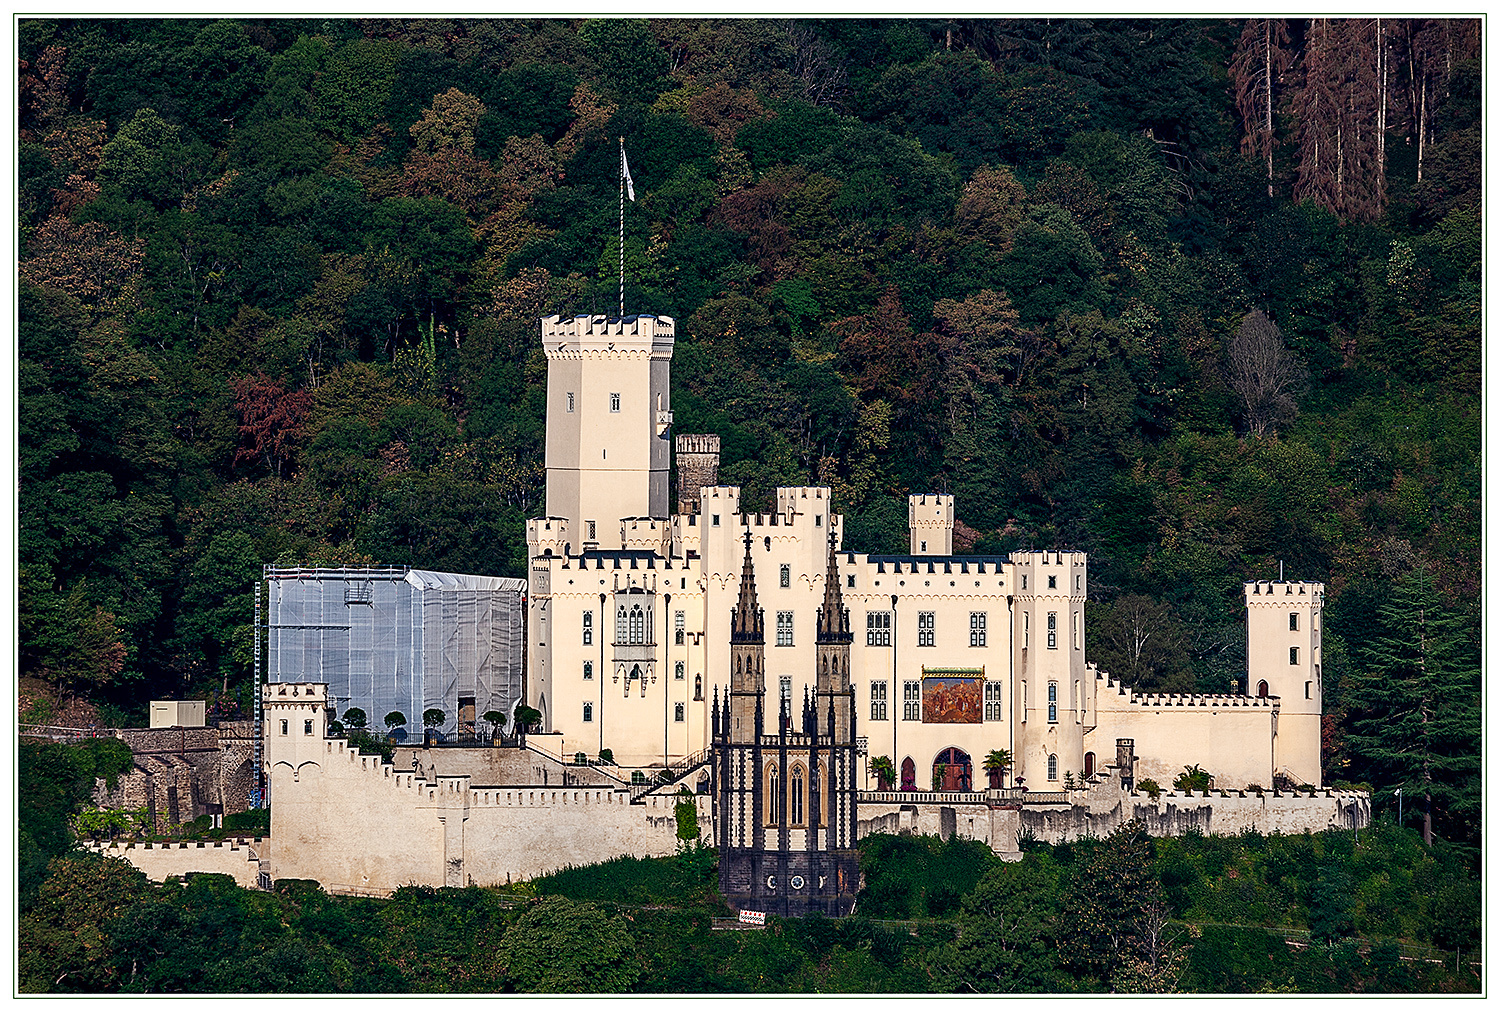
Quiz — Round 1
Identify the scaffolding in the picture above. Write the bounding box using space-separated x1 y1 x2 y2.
259 566 526 742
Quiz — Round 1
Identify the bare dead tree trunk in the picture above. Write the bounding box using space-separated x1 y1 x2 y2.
1227 310 1307 438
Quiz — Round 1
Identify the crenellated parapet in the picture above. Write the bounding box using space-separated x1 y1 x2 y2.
540 313 676 359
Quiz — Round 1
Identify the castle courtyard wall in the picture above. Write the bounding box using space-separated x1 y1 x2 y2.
265 735 713 893
82 837 267 889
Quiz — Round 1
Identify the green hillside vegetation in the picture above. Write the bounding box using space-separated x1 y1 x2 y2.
17 824 1479 993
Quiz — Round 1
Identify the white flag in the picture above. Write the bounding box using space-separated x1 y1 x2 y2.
622 148 636 202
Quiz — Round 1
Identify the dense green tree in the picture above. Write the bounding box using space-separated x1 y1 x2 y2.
19 855 153 992
945 855 1063 991
496 896 640 993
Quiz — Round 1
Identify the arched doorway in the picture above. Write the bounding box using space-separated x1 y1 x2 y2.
933 747 972 791
900 757 916 791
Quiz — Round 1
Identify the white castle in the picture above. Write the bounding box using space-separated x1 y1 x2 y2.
523 313 1324 792
89 312 1358 897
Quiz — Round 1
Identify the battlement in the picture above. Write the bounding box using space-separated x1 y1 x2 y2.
675 433 721 455
1009 550 1087 568
540 314 675 357
908 493 954 517
1121 690 1275 709
264 683 327 706
527 516 574 556
622 517 671 551
1245 580 1324 605
87 836 264 853
776 486 832 512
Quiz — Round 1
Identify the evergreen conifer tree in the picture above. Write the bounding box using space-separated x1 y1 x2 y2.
1341 567 1479 846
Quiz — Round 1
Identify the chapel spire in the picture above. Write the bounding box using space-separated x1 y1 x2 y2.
731 528 763 643
817 529 853 644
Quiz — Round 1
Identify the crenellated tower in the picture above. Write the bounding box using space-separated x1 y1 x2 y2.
540 313 674 551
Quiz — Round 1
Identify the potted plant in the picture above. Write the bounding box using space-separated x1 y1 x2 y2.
870 755 896 791
514 705 542 736
422 708 446 745
982 748 1012 789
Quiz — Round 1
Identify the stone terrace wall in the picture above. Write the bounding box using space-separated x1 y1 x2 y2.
857 771 1369 857
83 837 268 889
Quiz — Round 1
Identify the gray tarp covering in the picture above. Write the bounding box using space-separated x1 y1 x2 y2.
264 567 525 735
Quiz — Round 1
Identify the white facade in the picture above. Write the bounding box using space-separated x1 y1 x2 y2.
525 315 1324 790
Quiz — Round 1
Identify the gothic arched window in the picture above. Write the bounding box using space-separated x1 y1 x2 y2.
791 765 805 825
766 764 780 825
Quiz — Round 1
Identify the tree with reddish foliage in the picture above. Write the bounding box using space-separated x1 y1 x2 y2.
1228 19 1293 197
833 288 948 470
233 373 312 478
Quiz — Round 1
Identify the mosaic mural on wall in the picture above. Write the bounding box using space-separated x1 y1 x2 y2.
921 670 982 724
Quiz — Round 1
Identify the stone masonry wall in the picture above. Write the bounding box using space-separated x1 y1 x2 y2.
856 768 1369 858
92 722 259 831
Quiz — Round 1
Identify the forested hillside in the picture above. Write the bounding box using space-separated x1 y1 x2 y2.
17 19 1481 849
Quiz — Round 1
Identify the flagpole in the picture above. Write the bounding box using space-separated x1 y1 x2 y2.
619 136 625 318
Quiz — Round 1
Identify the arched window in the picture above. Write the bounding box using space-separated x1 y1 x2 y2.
629 604 644 643
791 765 805 825
1047 754 1058 781
766 764 780 825
694 674 703 701
1257 680 1269 698
900 757 917 790
675 660 685 680
1084 752 1095 777
582 702 593 723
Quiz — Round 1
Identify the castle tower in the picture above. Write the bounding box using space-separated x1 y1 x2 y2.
1245 579 1324 787
675 433 721 516
728 529 765 744
1009 550 1089 786
908 493 954 555
261 682 331 808
541 314 674 551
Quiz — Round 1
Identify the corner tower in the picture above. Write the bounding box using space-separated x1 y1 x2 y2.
1245 579 1324 787
541 314 674 550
